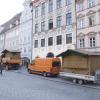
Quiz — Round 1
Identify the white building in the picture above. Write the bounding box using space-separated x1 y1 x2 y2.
0 26 5 52
19 0 32 59
32 0 76 59
0 0 77 60
0 13 21 52
0 0 32 60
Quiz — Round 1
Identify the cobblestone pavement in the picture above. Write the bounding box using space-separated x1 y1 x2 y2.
0 70 100 100
16 67 100 89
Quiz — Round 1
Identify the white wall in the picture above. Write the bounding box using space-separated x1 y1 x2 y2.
19 0 32 59
32 0 76 59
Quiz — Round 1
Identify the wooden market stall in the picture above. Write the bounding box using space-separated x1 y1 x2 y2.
57 49 100 84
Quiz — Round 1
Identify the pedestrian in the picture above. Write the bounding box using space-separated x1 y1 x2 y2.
0 65 2 74
0 56 3 75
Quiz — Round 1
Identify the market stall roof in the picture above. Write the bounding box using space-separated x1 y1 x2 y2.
1 49 20 54
57 49 100 57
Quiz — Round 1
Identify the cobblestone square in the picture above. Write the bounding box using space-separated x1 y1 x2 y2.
0 70 99 100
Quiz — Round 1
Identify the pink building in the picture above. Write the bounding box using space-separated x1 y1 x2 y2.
76 0 100 52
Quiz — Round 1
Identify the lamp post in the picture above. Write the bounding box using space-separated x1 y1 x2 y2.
30 1 33 63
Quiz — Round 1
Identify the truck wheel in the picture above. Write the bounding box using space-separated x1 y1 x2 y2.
73 79 77 83
78 80 84 85
43 72 47 77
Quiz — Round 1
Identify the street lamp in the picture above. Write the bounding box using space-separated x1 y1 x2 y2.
30 1 33 63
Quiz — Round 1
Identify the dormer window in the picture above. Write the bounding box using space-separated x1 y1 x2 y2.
10 24 13 28
10 23 16 28
16 20 19 25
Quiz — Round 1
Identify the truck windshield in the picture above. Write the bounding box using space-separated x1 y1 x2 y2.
52 61 61 67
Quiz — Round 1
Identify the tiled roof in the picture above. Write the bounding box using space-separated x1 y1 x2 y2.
32 0 40 3
0 12 22 34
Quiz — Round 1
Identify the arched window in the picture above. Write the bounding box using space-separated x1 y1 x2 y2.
46 52 54 58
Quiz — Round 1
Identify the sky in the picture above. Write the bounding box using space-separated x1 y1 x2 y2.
0 0 25 25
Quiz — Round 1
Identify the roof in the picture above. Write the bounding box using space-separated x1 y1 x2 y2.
0 12 22 34
32 0 40 3
57 49 100 57
2 49 20 54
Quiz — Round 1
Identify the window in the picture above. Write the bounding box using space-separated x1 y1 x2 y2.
56 16 62 28
28 36 30 41
49 0 53 12
41 21 45 32
48 19 53 29
79 38 84 48
56 0 61 9
35 6 39 17
28 46 31 52
35 24 38 33
88 0 95 8
16 20 19 25
12 41 15 46
52 61 61 67
48 37 53 46
88 15 95 26
66 13 72 25
24 47 26 53
99 12 100 24
41 2 45 15
78 18 85 29
66 0 72 5
10 24 13 28
24 37 26 42
41 39 45 47
77 2 84 12
34 40 38 48
89 37 95 47
56 35 62 45
66 34 72 44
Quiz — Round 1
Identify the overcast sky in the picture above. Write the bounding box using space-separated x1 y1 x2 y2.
0 0 25 25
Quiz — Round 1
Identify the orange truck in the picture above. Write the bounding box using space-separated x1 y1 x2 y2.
1 49 21 70
28 57 61 77
4 59 21 70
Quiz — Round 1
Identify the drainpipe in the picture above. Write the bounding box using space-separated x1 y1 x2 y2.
3 32 6 50
30 1 33 63
75 0 77 49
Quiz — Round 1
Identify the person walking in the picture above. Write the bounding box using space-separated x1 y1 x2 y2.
0 57 3 75
0 64 2 74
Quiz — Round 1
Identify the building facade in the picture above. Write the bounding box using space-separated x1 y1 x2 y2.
0 27 5 52
19 0 32 59
1 0 100 60
0 13 21 52
76 0 100 52
32 0 76 59
0 0 32 60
